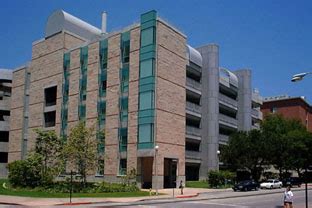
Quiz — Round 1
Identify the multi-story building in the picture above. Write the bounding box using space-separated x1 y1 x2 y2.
0 69 12 177
8 10 262 188
261 95 312 131
185 46 262 180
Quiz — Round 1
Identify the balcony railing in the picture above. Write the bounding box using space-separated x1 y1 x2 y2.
252 92 263 105
186 101 201 115
219 114 238 128
219 134 229 143
251 108 263 120
186 150 201 160
0 121 9 131
219 93 238 109
186 77 202 92
0 99 10 110
186 125 201 137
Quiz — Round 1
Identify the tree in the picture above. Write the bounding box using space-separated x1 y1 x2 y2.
33 129 63 184
261 114 308 178
222 129 268 181
62 122 104 186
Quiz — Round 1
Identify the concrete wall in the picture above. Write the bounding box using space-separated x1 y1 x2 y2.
234 69 252 131
197 44 220 179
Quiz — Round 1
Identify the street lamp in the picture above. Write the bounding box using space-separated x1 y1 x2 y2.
291 72 312 82
291 72 310 208
155 145 159 195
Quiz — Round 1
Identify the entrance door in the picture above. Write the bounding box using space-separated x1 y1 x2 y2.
164 158 177 188
141 157 153 189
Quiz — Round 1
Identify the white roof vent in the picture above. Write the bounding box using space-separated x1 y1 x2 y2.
45 10 102 40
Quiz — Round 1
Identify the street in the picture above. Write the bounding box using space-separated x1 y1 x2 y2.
99 190 311 208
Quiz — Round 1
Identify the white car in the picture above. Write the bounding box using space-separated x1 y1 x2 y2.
260 179 282 189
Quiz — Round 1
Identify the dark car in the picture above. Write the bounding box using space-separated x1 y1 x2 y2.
282 177 302 187
233 180 259 191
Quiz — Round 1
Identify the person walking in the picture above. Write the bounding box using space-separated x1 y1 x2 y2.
283 186 294 208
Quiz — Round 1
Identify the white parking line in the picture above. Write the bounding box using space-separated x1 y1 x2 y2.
188 201 250 207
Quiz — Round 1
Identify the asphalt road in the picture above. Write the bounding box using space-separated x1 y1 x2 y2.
113 190 311 208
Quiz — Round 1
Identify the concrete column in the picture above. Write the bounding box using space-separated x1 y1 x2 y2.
234 70 252 131
197 44 220 180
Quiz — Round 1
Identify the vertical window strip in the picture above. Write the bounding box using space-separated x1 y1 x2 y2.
119 32 130 152
78 46 88 121
137 10 157 149
61 53 70 138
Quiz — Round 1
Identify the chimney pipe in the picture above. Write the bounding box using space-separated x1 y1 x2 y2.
101 11 107 34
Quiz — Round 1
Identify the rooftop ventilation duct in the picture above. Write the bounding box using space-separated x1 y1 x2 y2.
45 10 102 40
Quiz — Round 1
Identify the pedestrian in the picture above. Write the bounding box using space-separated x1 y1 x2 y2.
179 180 184 195
283 186 293 208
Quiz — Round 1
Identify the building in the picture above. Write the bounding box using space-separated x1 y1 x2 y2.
8 10 262 188
261 95 312 131
0 69 12 177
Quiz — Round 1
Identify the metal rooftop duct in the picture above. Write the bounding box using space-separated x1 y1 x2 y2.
45 10 102 40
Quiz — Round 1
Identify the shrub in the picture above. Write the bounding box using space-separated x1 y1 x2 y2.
95 181 139 193
208 170 235 188
8 154 43 187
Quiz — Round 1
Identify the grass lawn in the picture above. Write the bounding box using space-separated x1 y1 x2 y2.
185 181 209 188
0 179 150 198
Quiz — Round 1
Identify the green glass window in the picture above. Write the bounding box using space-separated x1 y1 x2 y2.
97 160 104 176
139 124 153 143
141 27 155 47
119 159 127 175
140 59 154 78
139 91 154 110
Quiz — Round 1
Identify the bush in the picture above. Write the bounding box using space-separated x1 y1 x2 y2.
8 154 43 187
208 170 235 188
94 181 139 193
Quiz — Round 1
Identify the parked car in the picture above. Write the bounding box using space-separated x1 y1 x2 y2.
260 179 282 189
282 177 302 187
233 180 259 191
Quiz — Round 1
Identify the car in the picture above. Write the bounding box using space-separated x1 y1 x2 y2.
282 177 302 187
260 179 282 189
232 180 259 191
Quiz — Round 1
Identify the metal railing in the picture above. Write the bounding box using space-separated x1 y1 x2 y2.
186 125 201 137
186 101 201 115
219 134 229 142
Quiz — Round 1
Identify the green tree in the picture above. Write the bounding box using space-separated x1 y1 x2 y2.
34 129 63 184
261 114 308 178
62 122 104 187
221 129 268 181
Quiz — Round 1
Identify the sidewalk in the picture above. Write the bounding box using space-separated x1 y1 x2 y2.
0 185 310 207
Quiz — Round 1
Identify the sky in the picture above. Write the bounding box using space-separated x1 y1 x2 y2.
1 0 312 103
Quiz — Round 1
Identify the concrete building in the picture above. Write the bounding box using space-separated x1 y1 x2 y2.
0 69 12 177
7 10 262 187
261 95 312 131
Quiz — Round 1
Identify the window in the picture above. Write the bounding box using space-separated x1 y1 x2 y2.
271 107 277 113
141 27 155 47
121 40 130 63
44 86 57 107
119 159 127 175
44 111 56 127
0 152 8 163
0 131 9 142
97 160 104 176
139 91 154 110
140 59 154 78
139 124 153 143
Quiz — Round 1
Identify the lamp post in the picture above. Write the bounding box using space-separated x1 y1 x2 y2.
291 72 312 82
155 145 159 195
291 72 311 208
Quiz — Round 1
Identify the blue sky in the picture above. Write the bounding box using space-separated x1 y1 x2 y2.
1 0 312 102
